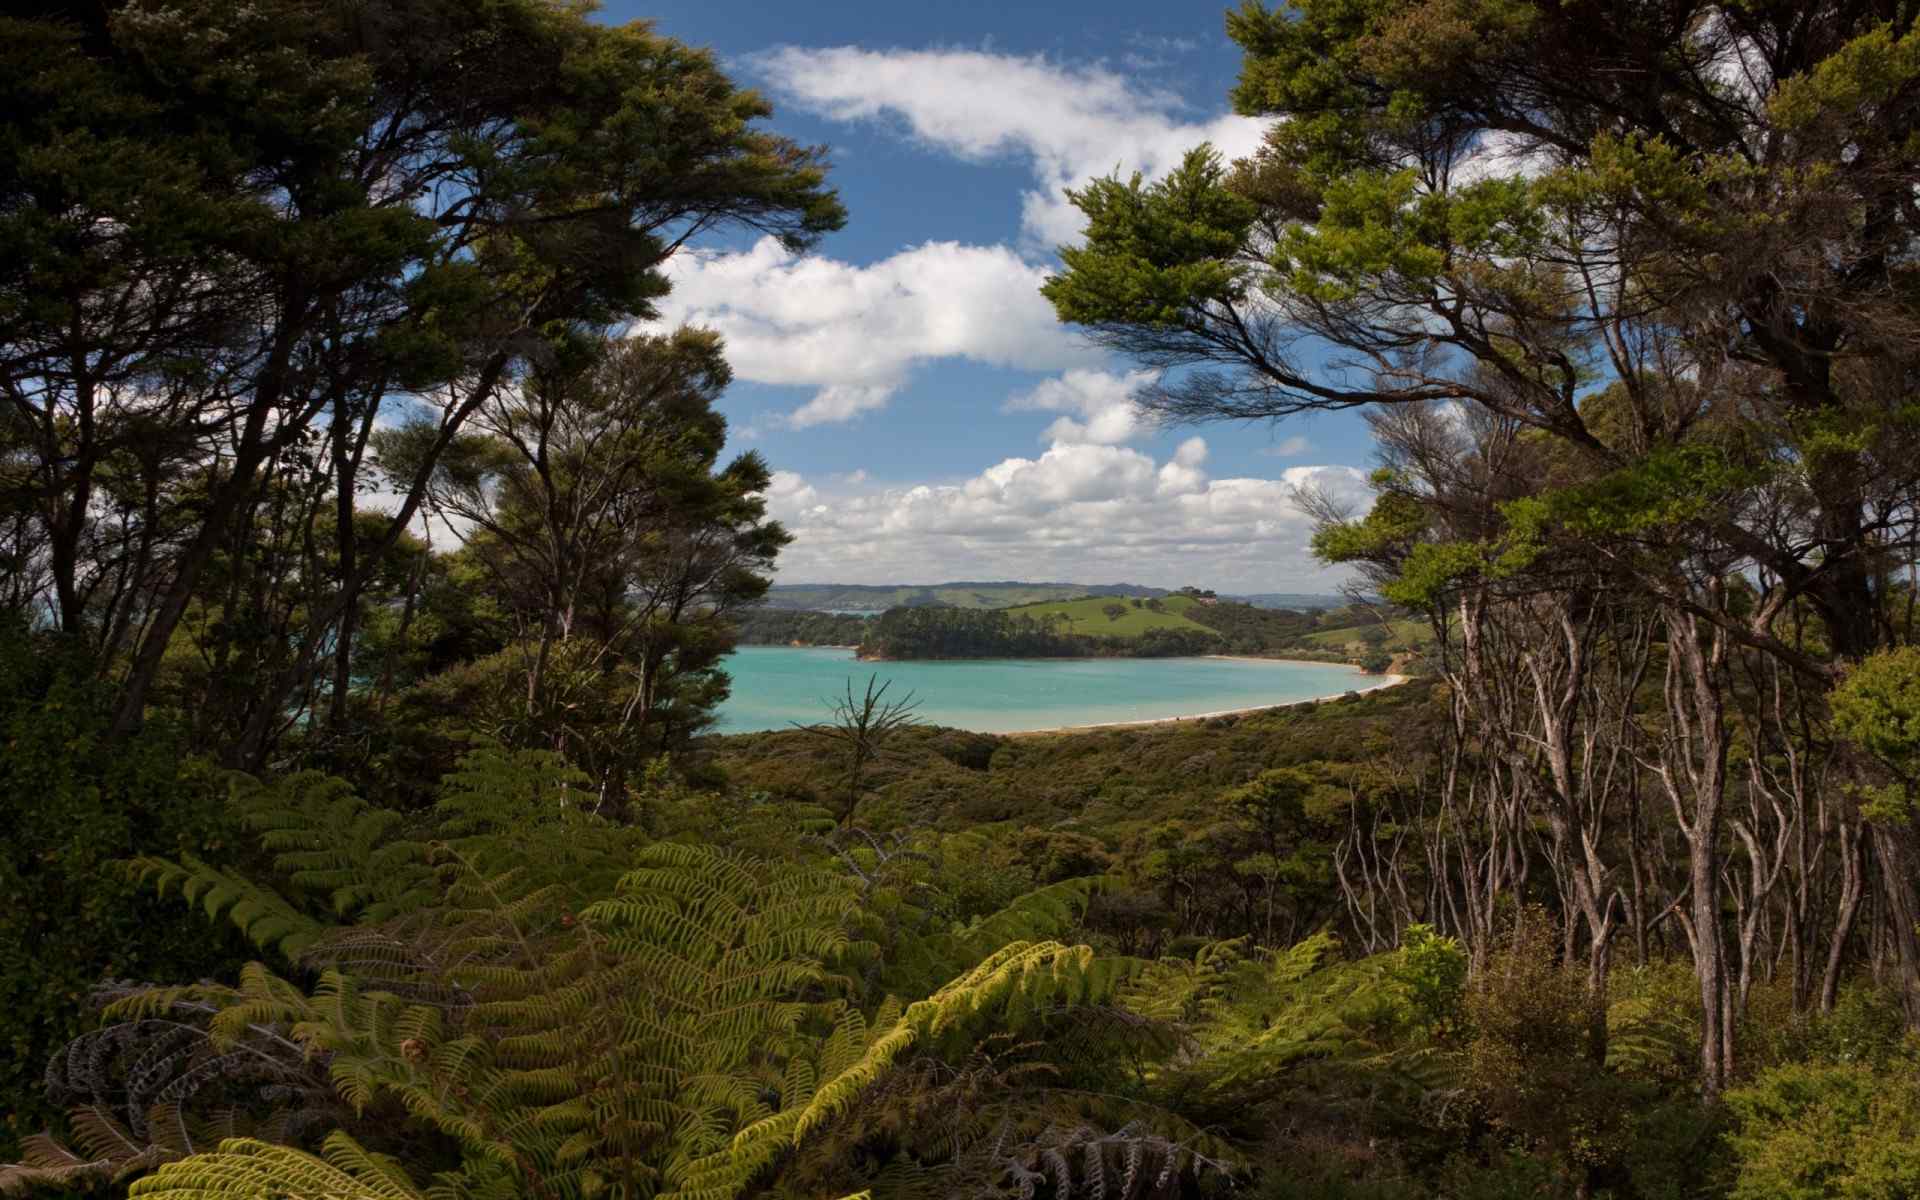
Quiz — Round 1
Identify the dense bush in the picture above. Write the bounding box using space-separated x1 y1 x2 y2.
861 605 1223 659
0 630 249 1161
733 607 875 646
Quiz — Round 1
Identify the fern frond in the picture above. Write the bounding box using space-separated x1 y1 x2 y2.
230 772 434 922
129 856 324 959
126 1133 425 1200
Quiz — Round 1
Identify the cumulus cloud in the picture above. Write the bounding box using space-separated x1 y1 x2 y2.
1258 435 1314 458
646 51 1268 427
758 438 1370 592
1006 368 1156 446
753 46 1266 245
789 385 893 428
656 237 1096 426
1157 436 1209 495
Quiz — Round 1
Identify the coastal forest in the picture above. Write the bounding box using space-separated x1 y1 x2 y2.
5 2 1920 1200
740 594 1410 668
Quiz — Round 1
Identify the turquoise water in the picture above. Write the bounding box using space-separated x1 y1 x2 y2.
713 646 1376 735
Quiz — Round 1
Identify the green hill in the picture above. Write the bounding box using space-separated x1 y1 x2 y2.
763 581 1166 611
1002 594 1222 639
1299 617 1430 650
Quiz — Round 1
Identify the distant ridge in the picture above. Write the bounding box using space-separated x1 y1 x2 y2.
762 582 1348 612
1230 592 1355 610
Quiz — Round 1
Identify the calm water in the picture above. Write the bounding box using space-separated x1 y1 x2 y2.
713 646 1375 734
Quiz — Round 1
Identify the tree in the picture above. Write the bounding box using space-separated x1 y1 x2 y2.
377 329 787 804
797 675 922 828
1043 0 1920 1093
1 0 843 747
1044 2 1920 669
1103 602 1129 622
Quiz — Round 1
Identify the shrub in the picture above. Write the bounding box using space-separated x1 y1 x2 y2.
0 629 248 1161
1726 1056 1920 1199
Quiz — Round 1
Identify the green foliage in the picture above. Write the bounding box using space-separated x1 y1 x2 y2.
0 631 248 1162
1043 147 1258 330
761 582 1173 612
125 1133 425 1200
1000 594 1221 639
1393 925 1466 1035
863 604 1221 660
1833 647 1920 821
736 608 876 646
10 755 1180 1200
1538 445 1763 538
1726 1055 1920 1199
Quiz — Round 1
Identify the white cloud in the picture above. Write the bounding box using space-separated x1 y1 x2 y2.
1157 436 1209 495
789 385 893 428
1258 435 1314 458
753 46 1266 246
1007 368 1156 446
757 439 1370 592
647 51 1268 428
657 237 1097 426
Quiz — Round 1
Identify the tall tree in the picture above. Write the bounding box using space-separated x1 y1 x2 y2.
1044 0 1920 1094
381 329 787 804
0 0 843 741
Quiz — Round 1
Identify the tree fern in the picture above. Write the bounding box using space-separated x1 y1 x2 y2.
18 759 1181 1200
1124 931 1442 1099
127 856 326 959
124 1133 425 1200
229 771 434 922
0 980 341 1196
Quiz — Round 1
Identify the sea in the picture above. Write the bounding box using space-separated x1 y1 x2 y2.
712 645 1378 735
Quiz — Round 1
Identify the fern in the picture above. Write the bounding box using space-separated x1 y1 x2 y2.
1124 931 1438 1100
876 875 1117 1003
1606 993 1698 1081
128 856 325 959
125 1133 425 1200
21 756 1180 1200
0 981 341 1196
231 771 434 922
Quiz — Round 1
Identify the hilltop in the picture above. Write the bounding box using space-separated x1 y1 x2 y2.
999 593 1221 638
740 592 1435 670
762 581 1169 611
763 581 1349 611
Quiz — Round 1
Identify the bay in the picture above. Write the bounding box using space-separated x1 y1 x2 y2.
713 645 1386 735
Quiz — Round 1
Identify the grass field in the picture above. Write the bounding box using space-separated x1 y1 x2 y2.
1299 618 1430 649
1001 594 1222 638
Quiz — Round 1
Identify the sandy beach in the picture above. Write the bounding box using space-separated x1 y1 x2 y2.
1002 669 1409 738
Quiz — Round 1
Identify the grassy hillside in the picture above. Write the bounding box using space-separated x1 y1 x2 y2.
1001 593 1222 638
764 581 1166 611
1299 617 1430 649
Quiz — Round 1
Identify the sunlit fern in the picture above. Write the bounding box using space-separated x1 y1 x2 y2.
17 753 1158 1200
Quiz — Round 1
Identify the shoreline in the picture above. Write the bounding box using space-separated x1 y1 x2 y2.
1203 653 1357 669
788 649 1367 668
1002 672 1409 738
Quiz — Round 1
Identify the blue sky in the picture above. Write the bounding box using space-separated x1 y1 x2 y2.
593 0 1376 591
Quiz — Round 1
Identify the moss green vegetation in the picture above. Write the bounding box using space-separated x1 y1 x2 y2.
860 604 1224 659
735 608 875 646
1001 593 1222 637
1298 618 1428 650
13 665 1914 1200
855 595 1420 663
